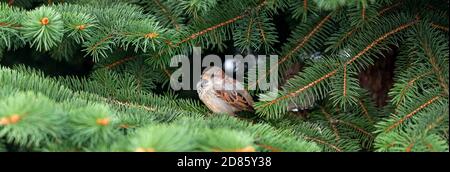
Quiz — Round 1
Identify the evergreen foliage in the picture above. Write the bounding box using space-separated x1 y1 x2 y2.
0 0 448 152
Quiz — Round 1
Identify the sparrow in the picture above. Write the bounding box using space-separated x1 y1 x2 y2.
197 66 254 115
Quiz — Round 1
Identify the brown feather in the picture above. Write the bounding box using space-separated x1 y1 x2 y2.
215 89 254 112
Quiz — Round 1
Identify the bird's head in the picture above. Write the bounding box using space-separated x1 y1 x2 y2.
197 66 226 93
201 66 225 81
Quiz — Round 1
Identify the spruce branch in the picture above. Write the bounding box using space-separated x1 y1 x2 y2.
385 95 442 132
357 99 375 123
0 91 64 148
0 0 448 152
326 1 402 53
391 70 433 110
302 135 342 152
375 104 449 152
250 13 333 89
104 56 137 69
422 40 449 96
174 0 268 46
278 14 332 64
152 0 182 30
320 107 340 141
21 6 64 51
377 1 402 16
335 119 375 139
344 19 418 66
431 23 449 32
256 15 417 118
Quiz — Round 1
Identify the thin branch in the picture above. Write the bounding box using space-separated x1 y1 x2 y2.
332 1 403 50
278 14 332 66
378 2 402 16
256 143 281 152
386 95 441 132
361 3 366 20
423 42 449 96
425 113 446 134
320 107 340 141
332 28 357 50
304 0 308 12
336 119 374 138
303 135 342 152
345 20 418 65
104 56 136 69
153 0 181 30
259 69 337 108
250 14 332 88
175 0 267 46
88 34 113 51
0 22 22 29
177 15 244 45
105 98 157 112
431 23 449 32
245 17 255 45
358 99 374 123
256 16 267 43
395 71 433 110
343 64 347 97
259 19 417 109
405 142 415 152
163 68 172 78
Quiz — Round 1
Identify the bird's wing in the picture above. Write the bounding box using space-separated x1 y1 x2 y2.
214 79 254 112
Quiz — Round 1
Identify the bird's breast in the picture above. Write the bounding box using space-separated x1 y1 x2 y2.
199 91 237 115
